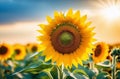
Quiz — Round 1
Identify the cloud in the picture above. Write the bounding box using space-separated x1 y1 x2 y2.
0 21 40 44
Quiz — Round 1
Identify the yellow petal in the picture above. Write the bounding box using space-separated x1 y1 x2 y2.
66 8 73 17
85 22 92 28
77 59 83 66
52 52 59 62
46 16 52 23
38 24 45 29
73 10 80 18
44 47 54 62
63 54 69 67
39 45 46 51
72 59 78 67
56 54 63 66
37 30 46 35
59 12 65 21
80 15 87 23
54 11 59 17
38 35 50 41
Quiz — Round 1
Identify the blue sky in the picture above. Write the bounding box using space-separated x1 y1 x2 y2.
0 0 93 24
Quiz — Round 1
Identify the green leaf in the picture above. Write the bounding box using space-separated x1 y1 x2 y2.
50 66 58 79
116 70 120 79
25 52 40 60
64 68 88 79
23 63 53 74
96 72 110 79
36 71 51 79
73 74 87 79
77 65 95 79
73 69 88 77
65 76 74 79
63 68 70 77
103 60 110 65
95 63 111 70
12 63 53 75
22 73 32 79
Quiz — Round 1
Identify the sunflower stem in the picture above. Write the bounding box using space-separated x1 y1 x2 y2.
57 67 60 79
57 64 64 79
0 61 2 78
44 71 53 79
61 64 64 79
112 55 116 79
90 54 94 70
90 62 94 70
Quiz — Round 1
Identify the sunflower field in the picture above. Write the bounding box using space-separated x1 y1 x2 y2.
1 9 120 79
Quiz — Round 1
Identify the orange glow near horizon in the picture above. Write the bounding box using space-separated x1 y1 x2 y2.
0 21 42 44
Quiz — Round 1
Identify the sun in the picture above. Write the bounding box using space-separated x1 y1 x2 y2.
101 5 120 20
93 0 120 21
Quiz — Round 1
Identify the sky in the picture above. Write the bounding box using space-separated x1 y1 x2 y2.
0 0 120 44
0 0 91 24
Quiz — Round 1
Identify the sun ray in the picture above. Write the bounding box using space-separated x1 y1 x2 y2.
92 0 120 21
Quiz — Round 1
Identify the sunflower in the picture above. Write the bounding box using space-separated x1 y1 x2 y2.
38 9 95 67
0 43 13 61
26 43 40 53
92 42 109 63
117 62 120 69
13 44 26 60
116 56 120 69
106 54 112 62
106 46 112 62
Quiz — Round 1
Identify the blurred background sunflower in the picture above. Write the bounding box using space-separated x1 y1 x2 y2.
0 43 13 61
26 43 40 53
116 56 120 69
117 62 120 69
106 53 112 62
38 9 95 67
13 44 26 60
92 42 109 63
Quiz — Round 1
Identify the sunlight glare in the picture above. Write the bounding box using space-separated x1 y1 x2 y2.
101 5 120 20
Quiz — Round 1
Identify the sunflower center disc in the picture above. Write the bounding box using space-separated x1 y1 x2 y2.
94 45 102 57
0 46 8 55
59 32 73 45
51 25 81 54
32 46 37 52
15 49 21 55
106 56 110 60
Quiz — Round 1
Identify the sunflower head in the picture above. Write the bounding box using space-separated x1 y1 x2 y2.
0 43 13 61
106 45 113 62
117 56 120 69
38 9 95 67
108 44 113 53
26 43 40 53
92 42 109 63
13 44 26 60
106 54 112 62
